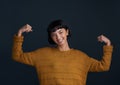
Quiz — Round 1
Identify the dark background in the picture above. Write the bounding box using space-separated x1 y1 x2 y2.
0 0 120 85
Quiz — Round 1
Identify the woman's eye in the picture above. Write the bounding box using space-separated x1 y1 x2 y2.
59 31 63 34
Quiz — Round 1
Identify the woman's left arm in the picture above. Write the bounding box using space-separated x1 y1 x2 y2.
89 35 113 72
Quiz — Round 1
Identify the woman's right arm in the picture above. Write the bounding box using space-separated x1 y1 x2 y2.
12 24 35 66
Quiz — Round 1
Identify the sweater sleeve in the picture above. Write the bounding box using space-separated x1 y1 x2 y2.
88 45 113 72
12 35 37 66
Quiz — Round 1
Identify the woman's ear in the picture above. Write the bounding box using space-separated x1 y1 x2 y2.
66 29 69 36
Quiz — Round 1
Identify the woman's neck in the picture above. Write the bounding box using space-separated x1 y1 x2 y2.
57 43 70 51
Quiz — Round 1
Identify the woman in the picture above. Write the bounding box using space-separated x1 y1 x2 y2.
12 20 113 85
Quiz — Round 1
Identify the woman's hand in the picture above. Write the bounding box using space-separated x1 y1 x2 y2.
17 24 32 36
97 35 111 46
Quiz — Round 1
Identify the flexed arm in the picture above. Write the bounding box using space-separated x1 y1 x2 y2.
89 35 113 72
12 24 36 66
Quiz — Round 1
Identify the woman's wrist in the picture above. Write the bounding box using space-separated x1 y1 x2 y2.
17 30 22 37
106 40 111 46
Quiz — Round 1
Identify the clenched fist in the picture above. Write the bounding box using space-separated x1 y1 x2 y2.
97 35 111 46
18 24 32 36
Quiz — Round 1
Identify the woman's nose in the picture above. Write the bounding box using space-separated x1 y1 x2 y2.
56 34 60 39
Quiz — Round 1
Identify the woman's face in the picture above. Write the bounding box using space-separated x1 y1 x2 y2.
51 28 69 46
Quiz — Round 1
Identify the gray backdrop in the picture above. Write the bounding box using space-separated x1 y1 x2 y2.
0 0 119 85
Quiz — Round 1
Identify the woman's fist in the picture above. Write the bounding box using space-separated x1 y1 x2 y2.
97 35 111 46
18 24 32 36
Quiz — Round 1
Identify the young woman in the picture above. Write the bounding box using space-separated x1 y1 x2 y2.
12 20 113 85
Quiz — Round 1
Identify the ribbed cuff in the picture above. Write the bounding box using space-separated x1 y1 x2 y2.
13 35 24 42
103 45 113 52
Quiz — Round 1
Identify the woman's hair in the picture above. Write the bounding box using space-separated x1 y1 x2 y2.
47 19 71 45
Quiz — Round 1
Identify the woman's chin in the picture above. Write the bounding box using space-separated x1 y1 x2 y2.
57 42 64 46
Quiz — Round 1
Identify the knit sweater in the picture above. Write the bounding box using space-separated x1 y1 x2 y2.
12 35 113 85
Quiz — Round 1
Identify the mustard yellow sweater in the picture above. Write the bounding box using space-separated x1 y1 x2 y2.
12 35 113 85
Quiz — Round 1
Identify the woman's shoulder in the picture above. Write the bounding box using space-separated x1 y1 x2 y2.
72 48 86 53
35 46 55 52
71 48 90 57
